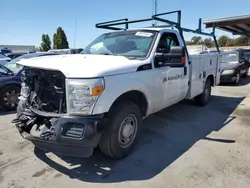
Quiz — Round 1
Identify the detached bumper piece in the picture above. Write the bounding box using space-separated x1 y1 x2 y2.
220 75 236 83
12 111 106 158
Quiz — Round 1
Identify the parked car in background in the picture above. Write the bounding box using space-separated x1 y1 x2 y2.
200 50 219 54
0 48 12 56
7 52 27 60
0 54 11 65
238 48 250 62
0 52 58 111
220 51 250 84
48 48 83 54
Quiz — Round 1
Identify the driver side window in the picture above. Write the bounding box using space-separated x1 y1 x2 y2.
156 33 180 53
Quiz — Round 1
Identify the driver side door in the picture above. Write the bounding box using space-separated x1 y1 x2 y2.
153 32 185 112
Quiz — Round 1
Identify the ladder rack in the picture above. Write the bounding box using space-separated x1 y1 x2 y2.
95 10 220 52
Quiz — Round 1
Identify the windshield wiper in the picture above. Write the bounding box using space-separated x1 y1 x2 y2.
99 53 114 55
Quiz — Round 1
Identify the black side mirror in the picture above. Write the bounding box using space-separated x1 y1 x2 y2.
246 61 250 67
155 46 186 68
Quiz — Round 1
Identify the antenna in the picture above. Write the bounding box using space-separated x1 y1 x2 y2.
74 16 77 48
152 0 158 26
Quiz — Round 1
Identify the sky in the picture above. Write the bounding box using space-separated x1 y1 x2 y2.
1 0 250 48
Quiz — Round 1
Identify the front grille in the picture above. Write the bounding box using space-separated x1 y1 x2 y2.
22 67 67 114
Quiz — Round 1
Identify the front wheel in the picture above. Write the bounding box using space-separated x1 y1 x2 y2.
242 68 249 78
0 85 20 111
195 78 212 106
99 102 142 159
234 72 240 85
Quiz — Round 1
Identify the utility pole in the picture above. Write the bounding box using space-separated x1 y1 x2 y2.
74 16 77 48
152 0 158 26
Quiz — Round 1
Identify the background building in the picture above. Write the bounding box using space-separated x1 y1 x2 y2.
0 45 36 53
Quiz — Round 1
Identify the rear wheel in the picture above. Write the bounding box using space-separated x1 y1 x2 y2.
99 102 142 159
195 78 212 106
0 85 20 111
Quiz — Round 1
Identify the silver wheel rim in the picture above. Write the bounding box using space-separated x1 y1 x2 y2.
118 114 138 148
3 90 20 107
236 73 240 83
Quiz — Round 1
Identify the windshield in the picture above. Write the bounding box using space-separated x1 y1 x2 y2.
0 64 12 75
0 54 8 59
82 30 157 58
221 53 238 63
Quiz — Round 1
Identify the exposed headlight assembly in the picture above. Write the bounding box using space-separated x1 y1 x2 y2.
66 78 104 115
222 69 235 75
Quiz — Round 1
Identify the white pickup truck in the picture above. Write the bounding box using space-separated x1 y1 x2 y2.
12 11 221 159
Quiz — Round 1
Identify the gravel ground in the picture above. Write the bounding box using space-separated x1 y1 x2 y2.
0 75 250 188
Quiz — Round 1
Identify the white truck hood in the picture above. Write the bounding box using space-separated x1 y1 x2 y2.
17 54 145 78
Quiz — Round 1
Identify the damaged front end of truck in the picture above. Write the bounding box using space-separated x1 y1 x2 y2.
12 67 105 157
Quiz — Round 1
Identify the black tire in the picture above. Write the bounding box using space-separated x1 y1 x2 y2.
0 85 20 111
195 78 212 106
99 101 142 159
242 68 249 78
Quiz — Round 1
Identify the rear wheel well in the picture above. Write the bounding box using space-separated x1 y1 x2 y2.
109 91 148 117
207 75 214 86
0 84 21 91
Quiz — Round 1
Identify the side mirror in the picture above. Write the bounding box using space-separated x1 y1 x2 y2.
155 46 186 68
246 61 250 67
168 46 185 56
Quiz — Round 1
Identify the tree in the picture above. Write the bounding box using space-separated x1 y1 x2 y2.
235 35 249 46
53 27 69 49
218 35 229 47
185 34 250 48
186 40 193 45
40 34 51 52
225 38 236 47
203 38 213 48
191 36 203 45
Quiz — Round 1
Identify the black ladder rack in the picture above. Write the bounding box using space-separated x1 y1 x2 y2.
95 10 220 52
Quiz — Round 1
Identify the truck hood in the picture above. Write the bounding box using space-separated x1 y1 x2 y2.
17 54 146 78
221 61 240 71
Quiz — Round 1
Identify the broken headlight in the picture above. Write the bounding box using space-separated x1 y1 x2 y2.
19 83 30 100
66 78 104 115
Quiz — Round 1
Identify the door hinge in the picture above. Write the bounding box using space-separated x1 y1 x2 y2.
203 71 206 78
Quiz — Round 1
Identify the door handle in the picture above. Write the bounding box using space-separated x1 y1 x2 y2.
184 66 187 76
